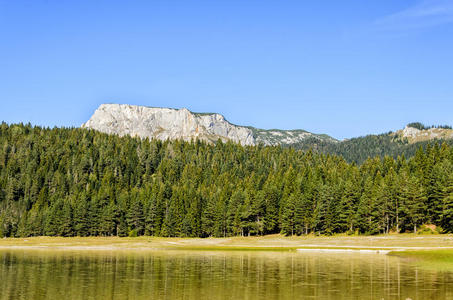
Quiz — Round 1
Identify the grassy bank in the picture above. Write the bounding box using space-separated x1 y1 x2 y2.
3 235 453 271
389 249 453 271
2 234 453 251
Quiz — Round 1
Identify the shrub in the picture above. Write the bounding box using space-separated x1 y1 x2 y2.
407 122 426 130
417 224 438 235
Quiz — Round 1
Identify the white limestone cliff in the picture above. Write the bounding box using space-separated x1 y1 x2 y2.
82 104 336 146
82 104 255 145
396 125 453 143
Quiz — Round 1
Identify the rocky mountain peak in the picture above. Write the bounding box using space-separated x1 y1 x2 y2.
82 104 337 146
394 124 453 143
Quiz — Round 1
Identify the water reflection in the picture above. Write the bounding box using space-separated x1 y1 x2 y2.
1 250 452 300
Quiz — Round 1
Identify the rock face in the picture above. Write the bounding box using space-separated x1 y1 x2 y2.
82 104 337 146
82 104 255 145
395 125 453 143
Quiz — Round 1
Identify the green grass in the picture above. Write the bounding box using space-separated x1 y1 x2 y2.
390 249 453 271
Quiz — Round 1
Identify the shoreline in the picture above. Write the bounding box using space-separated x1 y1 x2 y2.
1 245 451 253
2 235 453 253
3 236 453 270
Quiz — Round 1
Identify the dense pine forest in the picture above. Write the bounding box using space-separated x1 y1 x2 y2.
292 133 453 164
1 123 453 238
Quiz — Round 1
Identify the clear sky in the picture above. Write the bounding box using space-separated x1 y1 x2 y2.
1 0 452 139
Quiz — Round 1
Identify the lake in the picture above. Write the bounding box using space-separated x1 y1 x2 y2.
1 249 452 300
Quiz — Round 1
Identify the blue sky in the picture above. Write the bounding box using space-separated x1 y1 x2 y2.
1 0 452 139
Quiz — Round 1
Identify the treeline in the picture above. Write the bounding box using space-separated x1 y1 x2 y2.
407 122 452 130
289 121 453 164
292 134 453 164
1 123 453 238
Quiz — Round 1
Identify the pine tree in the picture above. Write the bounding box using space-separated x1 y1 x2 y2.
441 173 453 232
399 174 427 233
60 199 74 237
281 193 298 236
126 193 145 236
263 185 280 234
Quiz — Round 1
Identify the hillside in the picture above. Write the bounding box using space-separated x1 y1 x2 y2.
287 124 453 164
82 104 453 164
393 123 453 143
1 123 453 238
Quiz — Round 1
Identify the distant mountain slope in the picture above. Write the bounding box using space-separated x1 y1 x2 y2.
82 104 337 146
392 123 453 143
293 125 453 164
82 104 453 164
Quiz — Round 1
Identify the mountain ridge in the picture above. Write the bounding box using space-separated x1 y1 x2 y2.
82 103 453 163
82 103 338 146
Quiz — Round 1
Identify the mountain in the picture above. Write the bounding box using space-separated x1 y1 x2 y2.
392 124 453 143
82 104 453 164
82 104 337 146
298 124 453 164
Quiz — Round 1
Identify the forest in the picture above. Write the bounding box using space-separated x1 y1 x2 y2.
1 122 453 238
292 133 453 164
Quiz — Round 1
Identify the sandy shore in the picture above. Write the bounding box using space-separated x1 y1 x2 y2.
1 234 453 252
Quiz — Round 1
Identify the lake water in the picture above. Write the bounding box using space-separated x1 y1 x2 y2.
1 249 452 300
